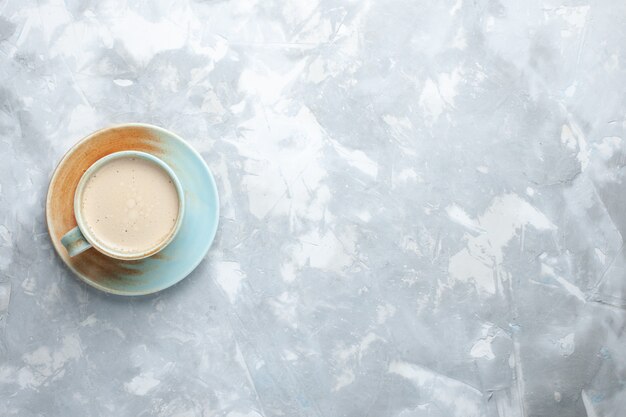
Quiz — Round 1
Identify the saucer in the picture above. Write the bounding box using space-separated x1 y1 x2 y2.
46 124 219 295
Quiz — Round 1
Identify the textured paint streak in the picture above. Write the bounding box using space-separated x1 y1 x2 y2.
214 261 245 303
389 361 483 417
541 263 586 302
449 194 555 294
581 389 599 417
124 372 161 396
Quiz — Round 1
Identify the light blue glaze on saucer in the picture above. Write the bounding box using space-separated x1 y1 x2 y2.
123 125 220 295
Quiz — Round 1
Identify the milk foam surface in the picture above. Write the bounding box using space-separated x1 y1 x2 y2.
80 156 180 254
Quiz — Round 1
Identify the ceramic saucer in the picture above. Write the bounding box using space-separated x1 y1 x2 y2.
46 123 219 295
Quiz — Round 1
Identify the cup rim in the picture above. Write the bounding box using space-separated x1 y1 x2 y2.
73 150 185 260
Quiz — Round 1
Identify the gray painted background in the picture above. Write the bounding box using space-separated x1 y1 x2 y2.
1 0 626 416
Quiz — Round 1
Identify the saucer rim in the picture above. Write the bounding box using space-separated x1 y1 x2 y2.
46 123 220 296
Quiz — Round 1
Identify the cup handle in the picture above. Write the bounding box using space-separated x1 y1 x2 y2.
61 226 92 257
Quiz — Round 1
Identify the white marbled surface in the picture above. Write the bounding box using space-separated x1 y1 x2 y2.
1 0 626 416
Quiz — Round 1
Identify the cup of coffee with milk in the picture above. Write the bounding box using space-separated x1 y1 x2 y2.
61 151 184 259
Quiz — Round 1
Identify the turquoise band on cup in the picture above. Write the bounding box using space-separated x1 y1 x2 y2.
60 226 92 257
